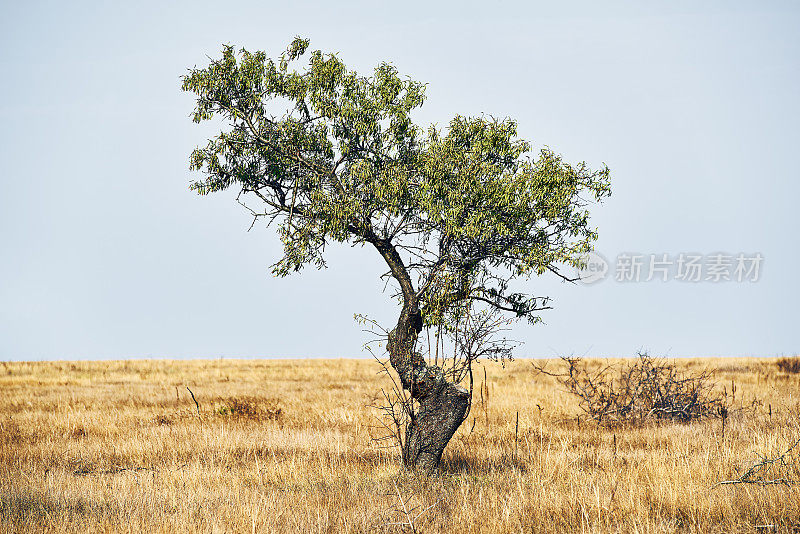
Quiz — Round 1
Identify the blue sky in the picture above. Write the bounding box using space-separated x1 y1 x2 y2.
1 1 798 360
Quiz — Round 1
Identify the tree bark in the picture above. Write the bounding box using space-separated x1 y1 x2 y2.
403 378 470 474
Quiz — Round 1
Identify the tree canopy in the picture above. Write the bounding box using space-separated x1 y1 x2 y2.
182 37 610 330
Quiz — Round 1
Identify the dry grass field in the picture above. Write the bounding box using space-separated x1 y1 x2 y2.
1 357 799 533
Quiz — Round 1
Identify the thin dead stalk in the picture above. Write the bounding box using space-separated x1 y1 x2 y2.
186 386 202 421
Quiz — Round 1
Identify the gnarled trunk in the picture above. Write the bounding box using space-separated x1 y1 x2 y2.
403 380 470 474
387 304 470 474
372 236 470 474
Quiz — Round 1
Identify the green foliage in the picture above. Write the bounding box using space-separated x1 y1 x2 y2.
182 37 610 329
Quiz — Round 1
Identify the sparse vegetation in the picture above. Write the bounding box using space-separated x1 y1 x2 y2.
534 353 741 425
717 435 800 488
777 356 800 374
214 396 282 421
1 357 799 533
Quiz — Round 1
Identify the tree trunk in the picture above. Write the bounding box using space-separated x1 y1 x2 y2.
403 380 470 474
387 304 470 475
370 236 470 474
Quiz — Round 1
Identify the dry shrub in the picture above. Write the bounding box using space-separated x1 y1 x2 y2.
69 427 87 440
777 356 800 374
535 353 729 425
215 396 282 421
153 414 174 426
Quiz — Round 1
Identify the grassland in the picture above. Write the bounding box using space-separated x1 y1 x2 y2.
1 357 798 533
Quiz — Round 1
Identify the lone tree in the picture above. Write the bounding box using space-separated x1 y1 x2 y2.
182 38 610 473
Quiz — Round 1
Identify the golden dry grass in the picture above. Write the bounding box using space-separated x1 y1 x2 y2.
1 357 798 533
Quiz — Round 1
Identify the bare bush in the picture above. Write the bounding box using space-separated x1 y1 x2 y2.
776 356 800 374
533 353 730 425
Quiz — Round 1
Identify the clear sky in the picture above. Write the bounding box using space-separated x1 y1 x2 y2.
1 1 798 360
